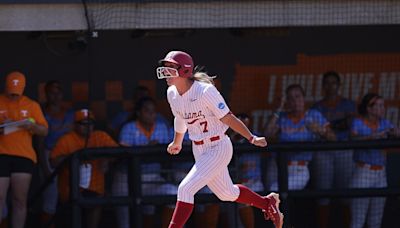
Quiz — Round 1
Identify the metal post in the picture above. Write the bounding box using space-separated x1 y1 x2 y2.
277 151 289 228
70 153 82 228
129 153 142 228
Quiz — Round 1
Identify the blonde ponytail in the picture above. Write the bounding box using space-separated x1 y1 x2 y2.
192 72 216 85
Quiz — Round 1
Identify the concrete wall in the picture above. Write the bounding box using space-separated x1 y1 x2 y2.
1 1 400 31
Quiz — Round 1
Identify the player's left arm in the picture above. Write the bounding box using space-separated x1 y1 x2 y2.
202 85 266 147
220 113 267 147
320 123 337 141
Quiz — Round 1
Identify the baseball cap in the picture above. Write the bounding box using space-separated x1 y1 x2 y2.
74 109 95 124
6 71 26 95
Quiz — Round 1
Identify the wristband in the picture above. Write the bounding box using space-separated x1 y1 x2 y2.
248 135 256 144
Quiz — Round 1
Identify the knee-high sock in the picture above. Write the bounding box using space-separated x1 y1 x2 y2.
168 201 194 228
235 184 269 210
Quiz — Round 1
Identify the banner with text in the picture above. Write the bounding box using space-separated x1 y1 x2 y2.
230 53 400 132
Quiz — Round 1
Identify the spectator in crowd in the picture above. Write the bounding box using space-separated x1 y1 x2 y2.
312 71 356 228
38 80 75 228
227 113 265 228
50 109 118 228
349 93 400 228
264 84 336 191
109 85 169 138
112 96 177 228
0 71 48 228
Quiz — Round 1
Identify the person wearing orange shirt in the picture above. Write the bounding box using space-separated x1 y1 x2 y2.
50 109 118 228
0 71 48 228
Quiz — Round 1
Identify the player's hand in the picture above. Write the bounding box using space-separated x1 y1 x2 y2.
167 142 182 155
372 130 389 139
306 122 325 135
19 119 35 132
253 136 267 147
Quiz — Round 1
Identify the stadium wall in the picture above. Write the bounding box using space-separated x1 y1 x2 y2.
0 27 400 132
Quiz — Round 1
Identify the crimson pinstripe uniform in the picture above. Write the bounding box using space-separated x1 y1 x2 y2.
169 81 229 142
167 80 240 204
159 50 282 228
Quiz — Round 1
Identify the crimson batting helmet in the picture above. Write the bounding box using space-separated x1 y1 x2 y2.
156 51 194 79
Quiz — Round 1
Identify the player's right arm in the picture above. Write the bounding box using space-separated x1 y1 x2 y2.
264 96 285 139
167 114 187 155
264 114 280 140
167 130 185 155
166 87 187 155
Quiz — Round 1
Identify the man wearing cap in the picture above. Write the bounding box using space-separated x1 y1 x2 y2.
0 71 48 228
50 109 118 228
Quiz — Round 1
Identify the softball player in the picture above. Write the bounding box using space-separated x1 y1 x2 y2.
156 50 283 228
264 84 336 192
312 71 356 228
349 93 400 228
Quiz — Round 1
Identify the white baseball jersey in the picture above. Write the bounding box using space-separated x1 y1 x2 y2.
167 80 240 204
167 81 229 141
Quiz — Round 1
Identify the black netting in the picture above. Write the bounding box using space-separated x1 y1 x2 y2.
82 0 400 31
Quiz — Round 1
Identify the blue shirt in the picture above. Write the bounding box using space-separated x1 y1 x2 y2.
44 109 74 150
351 117 393 166
119 121 170 173
278 109 329 161
231 134 262 182
312 97 356 141
239 153 262 182
111 111 170 132
168 127 189 143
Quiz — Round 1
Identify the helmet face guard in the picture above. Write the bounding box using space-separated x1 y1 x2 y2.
156 66 179 79
157 51 194 79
